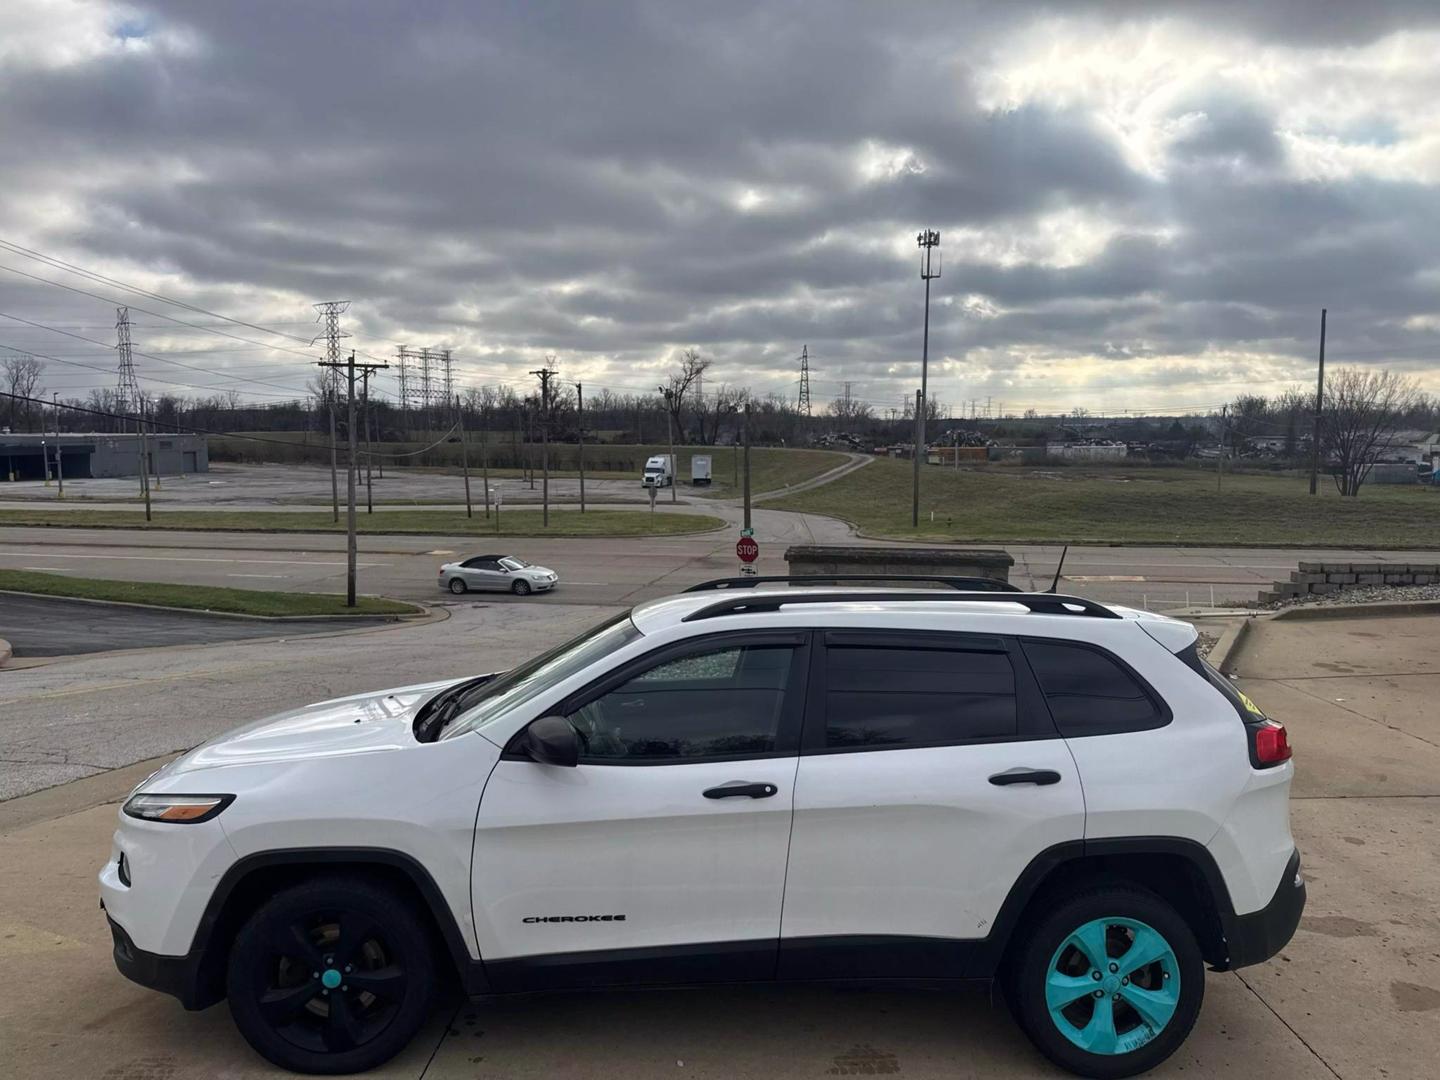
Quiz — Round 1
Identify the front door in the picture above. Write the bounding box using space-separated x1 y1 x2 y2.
779 629 1085 978
473 631 810 991
461 557 507 590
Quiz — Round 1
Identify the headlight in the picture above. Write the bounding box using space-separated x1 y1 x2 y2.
122 793 234 824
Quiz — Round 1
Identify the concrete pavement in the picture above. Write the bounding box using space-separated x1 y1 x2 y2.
6 611 1434 1077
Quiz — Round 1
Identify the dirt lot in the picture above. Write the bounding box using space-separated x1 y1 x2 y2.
1 612 1436 1078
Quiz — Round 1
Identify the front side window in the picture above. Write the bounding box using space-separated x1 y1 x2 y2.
500 557 530 570
1022 640 1167 737
823 644 1018 749
567 643 798 762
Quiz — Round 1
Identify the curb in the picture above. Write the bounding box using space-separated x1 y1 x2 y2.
0 587 426 622
0 638 10 668
1270 599 1440 621
1207 618 1256 675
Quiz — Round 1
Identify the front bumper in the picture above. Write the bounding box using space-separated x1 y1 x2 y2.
107 914 217 1010
1222 848 1306 969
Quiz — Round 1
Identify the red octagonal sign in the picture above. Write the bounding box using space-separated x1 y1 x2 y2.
736 536 760 563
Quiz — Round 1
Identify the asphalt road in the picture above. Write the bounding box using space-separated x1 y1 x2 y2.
4 523 1439 611
0 592 378 657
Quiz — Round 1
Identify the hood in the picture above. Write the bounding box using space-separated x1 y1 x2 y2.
162 677 470 777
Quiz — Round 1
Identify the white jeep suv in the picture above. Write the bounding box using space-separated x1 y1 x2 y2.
100 580 1303 1078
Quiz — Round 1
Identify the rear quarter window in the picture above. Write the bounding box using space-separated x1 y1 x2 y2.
1022 639 1169 737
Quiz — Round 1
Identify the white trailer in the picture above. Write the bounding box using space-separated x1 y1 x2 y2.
691 454 712 486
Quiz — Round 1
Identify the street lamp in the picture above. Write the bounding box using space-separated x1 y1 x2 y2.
913 228 941 528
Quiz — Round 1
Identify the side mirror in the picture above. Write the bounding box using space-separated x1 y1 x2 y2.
525 715 580 768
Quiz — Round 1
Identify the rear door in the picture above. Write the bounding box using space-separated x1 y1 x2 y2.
473 630 810 990
779 630 1084 978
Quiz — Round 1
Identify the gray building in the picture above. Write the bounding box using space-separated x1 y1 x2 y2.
1 432 208 482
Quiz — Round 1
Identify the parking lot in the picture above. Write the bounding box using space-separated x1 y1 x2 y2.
1 608 1437 1077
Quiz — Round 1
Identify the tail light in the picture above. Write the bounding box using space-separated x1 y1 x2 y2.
1250 720 1292 767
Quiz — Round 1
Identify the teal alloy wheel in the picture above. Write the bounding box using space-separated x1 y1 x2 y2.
1045 917 1180 1056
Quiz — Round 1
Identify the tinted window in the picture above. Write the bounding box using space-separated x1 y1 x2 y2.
824 645 1017 749
1022 641 1166 737
568 644 796 762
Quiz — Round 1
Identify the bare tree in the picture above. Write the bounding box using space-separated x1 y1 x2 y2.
663 348 710 441
1321 368 1421 496
2 352 45 431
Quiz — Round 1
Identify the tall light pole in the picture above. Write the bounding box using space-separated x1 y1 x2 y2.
913 228 941 528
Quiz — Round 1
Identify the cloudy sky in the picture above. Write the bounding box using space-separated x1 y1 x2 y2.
2 0 1439 418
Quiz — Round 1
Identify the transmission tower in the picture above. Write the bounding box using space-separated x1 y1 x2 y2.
438 349 454 403
115 306 141 420
312 300 351 397
797 344 812 416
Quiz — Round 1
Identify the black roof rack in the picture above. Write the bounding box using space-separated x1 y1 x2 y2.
680 590 1121 623
686 574 1020 593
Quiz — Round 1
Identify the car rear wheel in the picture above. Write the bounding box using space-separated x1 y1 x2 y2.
1008 885 1202 1079
447 578 467 594
226 877 436 1075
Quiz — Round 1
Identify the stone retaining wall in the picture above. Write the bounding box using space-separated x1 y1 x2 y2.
1259 561 1439 603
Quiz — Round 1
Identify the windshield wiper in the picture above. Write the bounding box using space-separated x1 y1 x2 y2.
414 676 494 743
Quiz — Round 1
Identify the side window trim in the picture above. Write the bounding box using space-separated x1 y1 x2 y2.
1016 636 1173 736
801 630 1057 757
502 629 811 766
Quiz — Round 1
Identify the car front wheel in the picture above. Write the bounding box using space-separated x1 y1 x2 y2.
511 579 531 596
1008 885 1203 1079
447 578 467 594
226 877 436 1075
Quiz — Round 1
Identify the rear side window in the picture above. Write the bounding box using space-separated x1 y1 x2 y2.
1022 640 1168 737
823 645 1017 749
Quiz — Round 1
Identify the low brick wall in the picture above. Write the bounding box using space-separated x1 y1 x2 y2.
1259 561 1439 603
784 545 1013 584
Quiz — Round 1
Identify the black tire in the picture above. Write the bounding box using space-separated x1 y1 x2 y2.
226 877 436 1075
511 579 531 596
1007 885 1203 1079
448 578 467 595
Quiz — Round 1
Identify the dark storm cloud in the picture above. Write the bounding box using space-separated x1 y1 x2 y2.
1 0 1438 410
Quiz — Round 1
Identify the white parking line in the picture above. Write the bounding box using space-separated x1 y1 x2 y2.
226 573 291 579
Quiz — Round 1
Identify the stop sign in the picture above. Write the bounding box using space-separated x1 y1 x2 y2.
736 536 759 563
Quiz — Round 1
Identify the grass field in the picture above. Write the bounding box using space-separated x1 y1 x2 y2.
0 508 725 538
770 458 1440 546
0 569 418 617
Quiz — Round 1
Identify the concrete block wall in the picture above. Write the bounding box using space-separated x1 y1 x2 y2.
1258 561 1440 604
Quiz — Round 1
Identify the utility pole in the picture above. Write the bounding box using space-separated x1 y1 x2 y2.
913 229 941 528
456 394 472 518
742 402 752 532
481 401 491 518
360 369 374 514
1309 308 1327 495
52 392 64 498
530 364 557 526
575 382 586 513
139 397 152 522
313 301 350 523
1217 404 1228 492
659 386 678 504
318 350 387 607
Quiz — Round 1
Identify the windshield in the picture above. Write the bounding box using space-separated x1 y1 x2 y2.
499 557 529 570
440 612 641 740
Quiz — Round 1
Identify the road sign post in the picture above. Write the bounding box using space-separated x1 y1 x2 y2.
737 535 759 575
